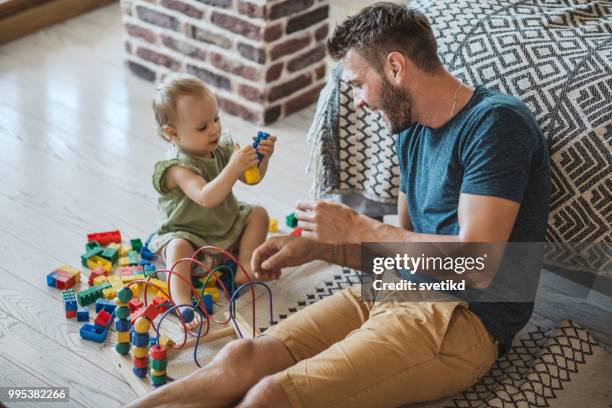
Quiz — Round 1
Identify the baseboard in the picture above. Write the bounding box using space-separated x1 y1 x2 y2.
0 0 116 45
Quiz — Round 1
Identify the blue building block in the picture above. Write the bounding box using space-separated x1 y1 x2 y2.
203 294 213 314
79 323 108 343
62 289 77 311
131 332 149 347
143 263 156 277
77 307 89 322
132 367 148 378
140 245 155 261
252 131 269 163
47 271 59 288
115 318 130 332
95 298 117 314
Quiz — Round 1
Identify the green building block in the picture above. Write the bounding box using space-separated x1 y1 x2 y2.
285 212 298 228
101 246 119 264
77 283 111 306
85 241 101 251
80 246 104 268
130 238 143 252
127 250 139 266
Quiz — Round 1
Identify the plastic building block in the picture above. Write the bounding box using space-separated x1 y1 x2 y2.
203 287 219 303
62 289 77 314
132 332 149 347
159 335 175 349
133 367 148 378
128 298 144 313
127 250 140 266
130 238 143 252
202 294 213 314
81 246 104 268
115 306 130 320
49 265 81 290
118 257 129 267
119 245 132 257
80 323 108 343
88 267 108 286
86 256 112 273
94 310 112 328
116 331 131 343
152 296 169 311
116 342 130 354
131 302 162 324
121 274 145 284
115 318 130 332
92 275 109 286
253 131 269 163
95 298 117 314
132 346 148 359
285 212 298 228
119 265 143 276
117 286 133 303
46 271 59 288
143 264 156 277
140 246 155 261
268 217 279 233
133 356 148 369
133 317 150 334
290 227 304 237
244 166 261 184
56 265 81 283
101 246 119 264
76 282 111 306
77 307 89 322
87 230 121 246
85 240 102 251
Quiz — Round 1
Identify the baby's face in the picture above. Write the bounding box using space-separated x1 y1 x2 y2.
172 93 222 156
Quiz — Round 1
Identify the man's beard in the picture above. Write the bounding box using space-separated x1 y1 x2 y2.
379 77 413 134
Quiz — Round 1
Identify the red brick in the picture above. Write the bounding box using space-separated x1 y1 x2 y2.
137 47 181 70
287 43 325 72
314 23 329 41
125 23 157 43
263 23 283 42
238 0 265 18
237 43 266 64
264 106 282 124
161 0 203 18
190 25 232 49
196 0 232 7
216 95 259 122
211 11 262 41
266 62 284 82
286 5 328 34
315 62 326 80
238 84 264 102
209 52 261 81
186 64 232 90
284 83 324 115
268 72 312 102
136 6 179 30
161 35 207 60
269 0 314 20
270 35 310 61
127 61 156 82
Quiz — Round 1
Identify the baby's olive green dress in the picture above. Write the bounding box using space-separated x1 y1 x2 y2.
149 135 252 253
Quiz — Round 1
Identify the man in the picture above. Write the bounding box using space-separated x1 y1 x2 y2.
127 3 550 407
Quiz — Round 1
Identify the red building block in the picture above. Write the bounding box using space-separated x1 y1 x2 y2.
88 267 108 286
55 272 76 290
290 227 304 237
65 310 77 319
94 310 112 328
87 230 121 246
128 298 144 313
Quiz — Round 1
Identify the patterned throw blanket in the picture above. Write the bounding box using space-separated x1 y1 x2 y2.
306 0 612 251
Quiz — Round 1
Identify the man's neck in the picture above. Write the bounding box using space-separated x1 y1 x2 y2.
410 71 475 129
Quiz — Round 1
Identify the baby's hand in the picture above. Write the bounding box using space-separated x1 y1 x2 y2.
256 135 277 159
228 144 258 176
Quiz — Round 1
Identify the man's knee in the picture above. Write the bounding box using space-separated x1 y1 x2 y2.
238 375 290 408
218 338 257 368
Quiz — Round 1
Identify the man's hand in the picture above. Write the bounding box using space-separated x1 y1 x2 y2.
295 200 361 244
251 236 327 279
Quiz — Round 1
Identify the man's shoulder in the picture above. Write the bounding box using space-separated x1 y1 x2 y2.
471 86 536 126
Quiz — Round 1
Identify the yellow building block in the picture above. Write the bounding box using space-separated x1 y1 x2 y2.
102 287 116 300
121 273 145 284
57 264 81 283
150 369 166 376
118 257 130 267
92 275 109 286
203 287 219 303
243 166 261 184
268 217 279 233
119 245 132 257
116 331 130 343
130 283 141 297
87 256 112 273
108 275 122 289
159 335 175 348
108 242 121 250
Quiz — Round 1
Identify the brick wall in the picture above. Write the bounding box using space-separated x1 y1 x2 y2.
120 0 330 124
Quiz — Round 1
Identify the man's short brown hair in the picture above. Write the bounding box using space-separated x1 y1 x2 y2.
327 2 442 74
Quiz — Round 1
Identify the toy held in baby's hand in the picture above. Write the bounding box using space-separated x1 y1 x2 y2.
243 131 270 185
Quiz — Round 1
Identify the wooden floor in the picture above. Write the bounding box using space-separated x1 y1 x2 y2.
1 1 609 407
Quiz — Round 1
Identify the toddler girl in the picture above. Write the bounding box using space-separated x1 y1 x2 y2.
148 73 277 328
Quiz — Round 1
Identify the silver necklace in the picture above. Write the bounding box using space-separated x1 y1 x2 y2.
449 83 463 118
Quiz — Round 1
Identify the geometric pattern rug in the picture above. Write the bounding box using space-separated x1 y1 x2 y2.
165 261 612 407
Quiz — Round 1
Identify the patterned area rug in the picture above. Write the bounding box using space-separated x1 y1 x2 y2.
162 262 612 407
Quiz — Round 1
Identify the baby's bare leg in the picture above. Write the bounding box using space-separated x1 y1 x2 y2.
165 238 200 328
235 206 269 284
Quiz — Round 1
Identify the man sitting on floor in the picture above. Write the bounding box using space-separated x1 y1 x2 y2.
127 2 550 407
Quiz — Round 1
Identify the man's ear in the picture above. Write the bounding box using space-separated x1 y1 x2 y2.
385 51 406 85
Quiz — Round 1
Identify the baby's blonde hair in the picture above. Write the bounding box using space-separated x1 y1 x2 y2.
153 73 213 141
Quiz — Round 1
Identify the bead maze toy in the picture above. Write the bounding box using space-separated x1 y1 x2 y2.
108 244 273 395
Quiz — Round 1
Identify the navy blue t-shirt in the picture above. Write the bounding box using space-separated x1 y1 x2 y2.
396 86 551 351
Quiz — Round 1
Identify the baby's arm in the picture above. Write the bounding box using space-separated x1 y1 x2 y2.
165 146 258 208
